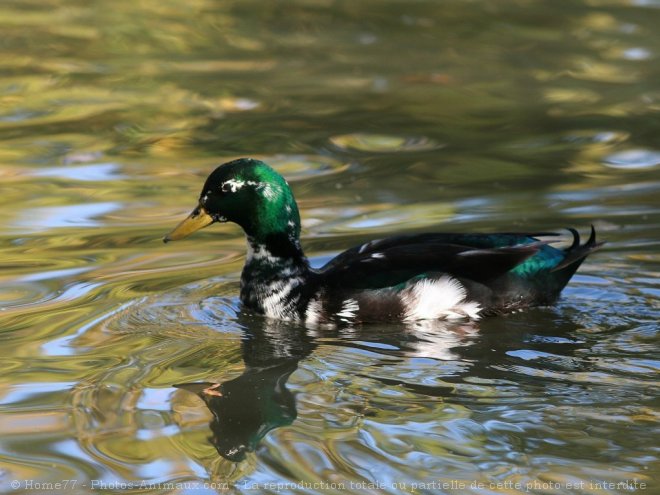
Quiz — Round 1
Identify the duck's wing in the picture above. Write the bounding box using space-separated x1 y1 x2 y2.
318 233 552 290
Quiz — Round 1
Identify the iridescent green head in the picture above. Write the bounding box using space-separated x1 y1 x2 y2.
164 158 301 243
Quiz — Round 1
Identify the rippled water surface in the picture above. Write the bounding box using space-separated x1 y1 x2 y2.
1 0 659 493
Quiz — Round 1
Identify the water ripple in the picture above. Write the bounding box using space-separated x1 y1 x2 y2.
603 149 660 169
31 163 125 182
11 202 122 232
1 0 659 490
329 133 443 152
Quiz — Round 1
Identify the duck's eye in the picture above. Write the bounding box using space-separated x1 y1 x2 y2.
221 182 231 193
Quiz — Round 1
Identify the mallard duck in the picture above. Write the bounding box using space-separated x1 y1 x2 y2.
164 158 602 325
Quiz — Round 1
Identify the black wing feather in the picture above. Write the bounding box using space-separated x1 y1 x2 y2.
320 232 553 272
319 233 548 290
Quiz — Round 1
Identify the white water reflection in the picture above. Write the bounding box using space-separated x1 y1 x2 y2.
12 202 121 231
32 163 124 181
603 149 660 169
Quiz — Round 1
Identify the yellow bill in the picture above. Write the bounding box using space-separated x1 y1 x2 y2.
163 205 214 243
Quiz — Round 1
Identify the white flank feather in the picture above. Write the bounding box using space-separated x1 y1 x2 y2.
401 276 482 321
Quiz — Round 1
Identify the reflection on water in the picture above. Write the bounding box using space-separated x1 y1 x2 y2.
329 133 443 152
174 317 483 463
31 163 124 181
603 149 660 169
176 319 315 462
0 0 659 493
13 202 122 231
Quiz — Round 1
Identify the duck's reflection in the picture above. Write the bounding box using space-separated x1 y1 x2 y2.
175 319 316 462
175 309 583 462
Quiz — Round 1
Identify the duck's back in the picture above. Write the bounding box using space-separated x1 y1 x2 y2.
311 228 602 322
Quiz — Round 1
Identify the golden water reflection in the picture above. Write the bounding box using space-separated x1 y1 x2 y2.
0 0 658 492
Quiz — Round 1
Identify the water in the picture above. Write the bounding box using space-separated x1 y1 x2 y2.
1 0 658 493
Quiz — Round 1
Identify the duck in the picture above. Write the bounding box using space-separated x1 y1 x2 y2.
164 158 603 325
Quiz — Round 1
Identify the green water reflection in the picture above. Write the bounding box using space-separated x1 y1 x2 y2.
1 0 658 493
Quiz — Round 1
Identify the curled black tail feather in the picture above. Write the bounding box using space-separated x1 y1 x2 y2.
551 225 604 272
587 224 597 246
